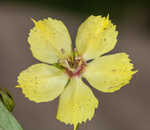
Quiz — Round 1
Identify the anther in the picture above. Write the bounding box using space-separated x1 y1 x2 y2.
61 48 65 54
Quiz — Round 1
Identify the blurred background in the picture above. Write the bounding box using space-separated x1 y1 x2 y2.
0 0 149 130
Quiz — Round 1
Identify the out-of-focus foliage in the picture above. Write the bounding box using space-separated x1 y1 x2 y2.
0 100 23 130
0 89 22 130
4 0 149 19
0 88 15 112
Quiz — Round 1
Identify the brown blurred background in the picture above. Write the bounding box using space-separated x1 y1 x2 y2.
0 0 150 130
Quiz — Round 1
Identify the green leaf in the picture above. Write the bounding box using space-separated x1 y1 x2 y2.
0 100 23 130
0 88 15 112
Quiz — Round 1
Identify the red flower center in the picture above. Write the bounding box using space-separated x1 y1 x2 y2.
65 57 86 77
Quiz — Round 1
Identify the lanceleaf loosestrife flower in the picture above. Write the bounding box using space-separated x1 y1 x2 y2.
17 15 137 130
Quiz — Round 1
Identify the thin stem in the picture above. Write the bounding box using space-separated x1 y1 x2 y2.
64 60 72 70
52 63 65 70
75 124 79 130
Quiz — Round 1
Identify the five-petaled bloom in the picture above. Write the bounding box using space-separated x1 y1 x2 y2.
17 15 137 130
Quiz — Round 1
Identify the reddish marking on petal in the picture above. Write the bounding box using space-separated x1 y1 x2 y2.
73 62 86 77
65 60 86 78
65 69 74 77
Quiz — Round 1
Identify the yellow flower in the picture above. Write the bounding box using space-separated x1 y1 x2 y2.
17 15 137 130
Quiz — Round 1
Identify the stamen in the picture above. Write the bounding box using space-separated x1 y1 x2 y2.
61 48 65 54
64 60 72 70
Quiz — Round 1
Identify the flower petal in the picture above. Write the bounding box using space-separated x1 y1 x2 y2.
56 77 98 130
83 53 137 93
76 15 118 60
28 18 72 64
17 64 69 103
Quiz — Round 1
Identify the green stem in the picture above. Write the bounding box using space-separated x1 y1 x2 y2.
75 124 79 130
52 63 65 70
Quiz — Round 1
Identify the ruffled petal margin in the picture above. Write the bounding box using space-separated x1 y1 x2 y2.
28 18 72 64
57 77 98 130
83 53 137 93
76 15 118 60
17 64 68 103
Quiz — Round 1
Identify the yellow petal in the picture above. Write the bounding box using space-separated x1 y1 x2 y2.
56 77 98 129
83 53 137 93
28 18 72 64
17 64 68 103
76 15 118 60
